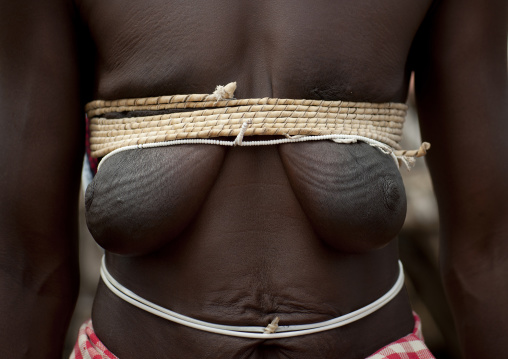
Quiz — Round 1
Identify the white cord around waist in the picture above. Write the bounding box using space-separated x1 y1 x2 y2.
100 256 405 339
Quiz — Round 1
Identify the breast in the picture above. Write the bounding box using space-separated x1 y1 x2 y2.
278 141 407 252
84 145 226 255
86 140 406 255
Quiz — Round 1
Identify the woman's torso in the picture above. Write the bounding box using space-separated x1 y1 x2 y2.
80 0 433 357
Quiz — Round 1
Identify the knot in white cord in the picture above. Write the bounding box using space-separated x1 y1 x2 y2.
264 317 280 334
393 142 431 170
285 134 305 139
233 118 253 146
331 137 358 145
212 82 237 101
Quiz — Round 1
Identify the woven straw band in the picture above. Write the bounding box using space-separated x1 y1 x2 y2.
87 82 429 163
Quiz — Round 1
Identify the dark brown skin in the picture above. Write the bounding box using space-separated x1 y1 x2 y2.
0 0 506 358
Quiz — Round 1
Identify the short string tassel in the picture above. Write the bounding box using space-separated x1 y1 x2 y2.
212 82 237 101
233 119 253 146
394 142 431 170
393 142 431 158
264 317 280 334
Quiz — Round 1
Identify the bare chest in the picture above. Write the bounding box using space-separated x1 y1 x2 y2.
77 0 432 101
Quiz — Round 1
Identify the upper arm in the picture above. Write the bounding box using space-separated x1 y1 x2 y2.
0 0 86 292
413 0 507 256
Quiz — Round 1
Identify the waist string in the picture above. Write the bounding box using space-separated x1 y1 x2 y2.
100 256 405 339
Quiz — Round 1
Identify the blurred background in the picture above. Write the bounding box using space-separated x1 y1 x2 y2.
63 84 461 358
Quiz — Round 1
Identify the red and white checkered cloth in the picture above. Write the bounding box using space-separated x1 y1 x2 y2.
70 319 118 359
366 313 435 359
71 313 434 359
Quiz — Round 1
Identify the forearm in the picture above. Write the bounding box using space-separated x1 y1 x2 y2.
0 185 82 358
440 227 508 358
435 168 508 358
0 258 79 358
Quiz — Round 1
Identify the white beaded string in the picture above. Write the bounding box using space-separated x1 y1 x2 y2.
96 134 405 171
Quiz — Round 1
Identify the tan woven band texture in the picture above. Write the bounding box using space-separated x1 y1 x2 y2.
86 82 411 159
